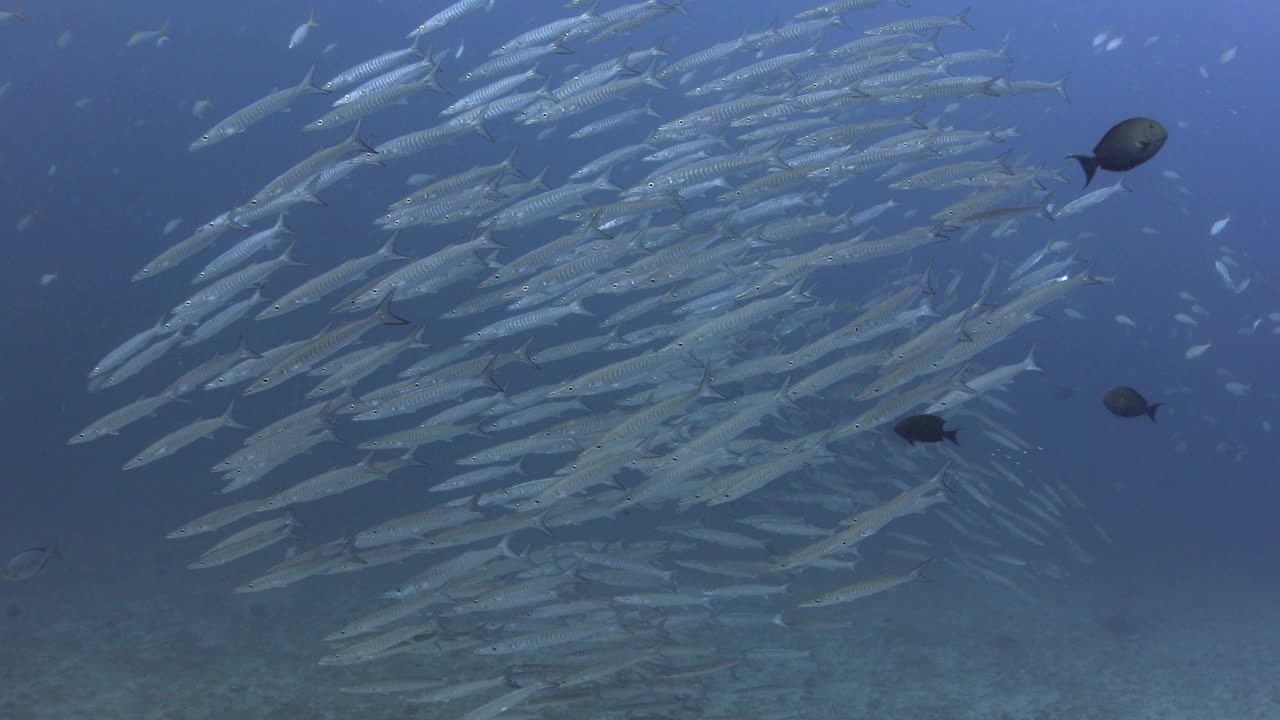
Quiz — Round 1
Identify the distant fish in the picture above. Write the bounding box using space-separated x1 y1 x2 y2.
289 10 319 50
1091 32 1108 48
191 97 214 119
1113 314 1136 328
127 21 171 48
162 217 184 236
1104 35 1124 52
894 414 959 446
1103 386 1161 421
1069 117 1167 187
39 272 57 287
1184 341 1211 360
1143 36 1159 47
1224 381 1251 397
0 8 26 23
1209 214 1230 236
1219 44 1239 65
3 544 61 581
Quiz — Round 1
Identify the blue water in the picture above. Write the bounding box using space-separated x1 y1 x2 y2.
1 1 1276 717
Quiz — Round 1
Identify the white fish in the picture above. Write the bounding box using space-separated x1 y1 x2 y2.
1209 214 1230 236
1063 308 1086 320
1113 314 1136 328
289 10 319 50
39 273 58 287
323 43 337 53
1199 65 1209 79
1105 35 1124 51
1177 290 1197 302
1173 313 1197 327
456 40 465 59
1091 32 1109 48
1161 170 1181 180
1219 45 1239 64
127 22 171 48
1143 36 1159 47
1184 341 1211 360
1224 381 1250 397
162 218 184 236
191 97 214 119
1140 226 1160 236
1213 260 1236 292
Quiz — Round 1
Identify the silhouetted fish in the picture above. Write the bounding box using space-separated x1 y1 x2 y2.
894 414 959 445
1103 386 1161 421
1069 117 1167 187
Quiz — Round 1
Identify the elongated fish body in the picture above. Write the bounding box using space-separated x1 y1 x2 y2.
408 0 495 38
245 295 409 396
88 316 169 379
798 561 930 607
183 289 270 348
334 60 432 106
243 123 375 211
122 403 246 470
68 392 179 445
98 331 187 390
193 215 294 285
865 7 973 35
306 70 444 131
133 212 245 282
190 65 327 150
172 243 302 318
325 36 426 91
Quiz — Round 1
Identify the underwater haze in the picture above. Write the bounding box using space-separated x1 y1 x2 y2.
1 1 1277 719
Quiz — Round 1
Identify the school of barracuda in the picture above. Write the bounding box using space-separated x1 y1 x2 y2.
74 0 1112 716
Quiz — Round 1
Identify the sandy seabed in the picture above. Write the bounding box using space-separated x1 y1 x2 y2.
1 540 1277 720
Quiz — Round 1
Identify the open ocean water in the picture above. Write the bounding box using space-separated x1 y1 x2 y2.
1 1 1277 718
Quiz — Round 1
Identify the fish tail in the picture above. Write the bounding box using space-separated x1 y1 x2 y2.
1068 154 1099 188
375 291 409 326
299 64 328 95
944 429 960 446
1145 403 1162 423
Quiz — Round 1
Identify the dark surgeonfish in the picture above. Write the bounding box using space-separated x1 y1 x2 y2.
894 414 959 446
1103 386 1162 422
1069 117 1167 187
3 544 61 581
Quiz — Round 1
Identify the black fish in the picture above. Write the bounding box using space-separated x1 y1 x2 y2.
894 414 959 446
1103 386 1161 422
1069 117 1168 187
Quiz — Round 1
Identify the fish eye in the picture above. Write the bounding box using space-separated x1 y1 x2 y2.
202 135 210 141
